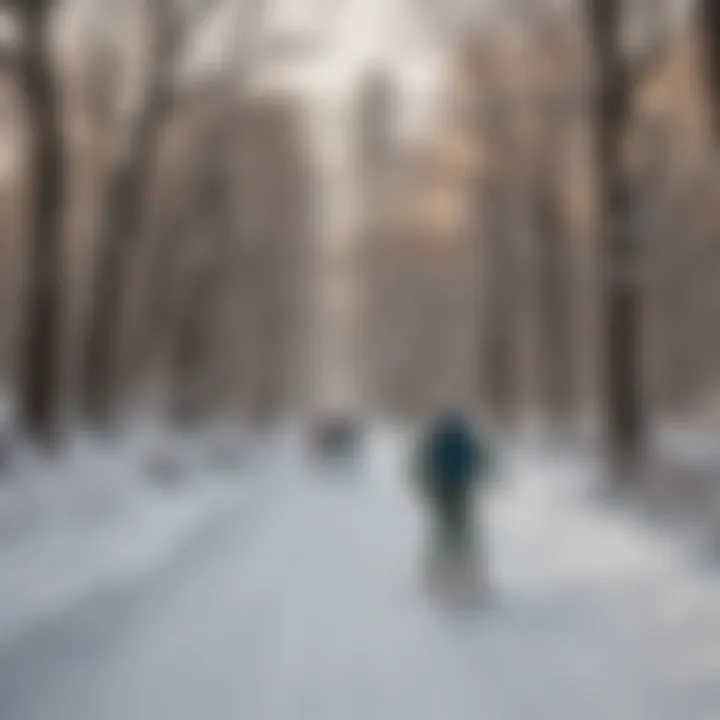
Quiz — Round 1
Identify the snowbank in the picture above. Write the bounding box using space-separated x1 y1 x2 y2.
0 425 248 645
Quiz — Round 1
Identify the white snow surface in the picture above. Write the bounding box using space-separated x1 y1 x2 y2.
1 427 720 719
0 425 249 645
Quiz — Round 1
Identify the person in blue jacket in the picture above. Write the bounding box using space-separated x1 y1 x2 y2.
416 409 492 603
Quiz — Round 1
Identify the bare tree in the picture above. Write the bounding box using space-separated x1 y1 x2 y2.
121 0 269 415
240 97 310 425
465 41 521 425
14 0 64 445
524 9 583 428
479 172 519 426
700 0 720 141
358 67 396 415
168 107 236 426
586 0 670 470
80 0 184 426
80 0 230 426
532 123 576 426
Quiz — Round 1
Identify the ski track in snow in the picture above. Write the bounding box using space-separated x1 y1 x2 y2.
1 429 720 719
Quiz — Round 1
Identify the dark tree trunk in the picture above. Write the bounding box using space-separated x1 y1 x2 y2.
81 2 176 427
700 0 720 140
587 0 645 466
481 175 518 426
169 251 220 426
81 125 161 426
534 180 575 425
251 245 291 425
18 1 64 446
169 129 232 427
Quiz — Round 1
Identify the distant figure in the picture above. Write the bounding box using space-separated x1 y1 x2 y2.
415 410 492 606
311 415 361 462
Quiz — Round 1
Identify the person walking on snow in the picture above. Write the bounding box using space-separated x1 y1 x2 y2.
416 410 493 605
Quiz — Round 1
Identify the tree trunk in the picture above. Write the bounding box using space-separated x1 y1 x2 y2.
481 175 518 426
588 0 645 467
534 181 575 426
169 127 233 426
18 1 64 446
169 251 220 426
700 0 720 141
81 2 176 427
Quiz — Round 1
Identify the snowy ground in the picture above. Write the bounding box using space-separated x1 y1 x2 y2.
0 425 254 645
1 428 720 719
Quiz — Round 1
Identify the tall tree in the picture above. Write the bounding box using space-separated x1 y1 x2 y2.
464 41 521 426
169 108 235 426
586 0 671 469
83 0 266 425
80 0 183 426
532 124 575 426
587 0 644 468
358 67 395 415
700 0 720 140
526 9 583 429
480 172 519 426
131 0 268 396
16 0 64 445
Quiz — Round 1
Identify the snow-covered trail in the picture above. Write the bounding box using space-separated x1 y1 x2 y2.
2 432 720 720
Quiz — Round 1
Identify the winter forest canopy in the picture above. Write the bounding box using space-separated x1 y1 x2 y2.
0 0 717 472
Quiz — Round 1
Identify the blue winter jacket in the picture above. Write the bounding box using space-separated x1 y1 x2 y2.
420 414 489 497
